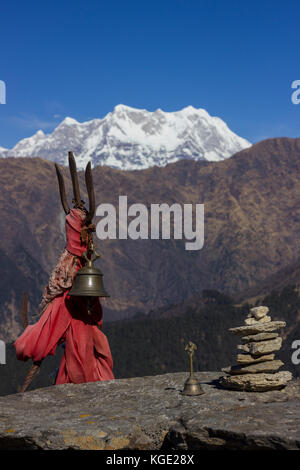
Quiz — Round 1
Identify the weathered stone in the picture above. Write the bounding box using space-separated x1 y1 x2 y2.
249 306 269 319
239 337 282 355
241 332 278 343
229 321 286 337
244 315 271 326
249 337 282 356
245 317 258 325
258 315 271 323
219 371 293 392
238 344 251 353
0 372 299 450
222 360 283 375
237 353 275 364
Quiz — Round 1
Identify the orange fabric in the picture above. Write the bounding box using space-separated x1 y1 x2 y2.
14 208 114 384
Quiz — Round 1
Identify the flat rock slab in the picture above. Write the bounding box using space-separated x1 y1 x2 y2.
242 332 278 343
230 321 286 336
0 372 299 450
249 337 282 356
245 316 271 325
223 360 283 375
237 353 275 364
219 371 292 392
239 337 282 356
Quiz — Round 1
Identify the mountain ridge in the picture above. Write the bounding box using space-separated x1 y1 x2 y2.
0 105 251 170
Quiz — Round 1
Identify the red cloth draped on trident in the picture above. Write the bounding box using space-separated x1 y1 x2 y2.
14 208 114 384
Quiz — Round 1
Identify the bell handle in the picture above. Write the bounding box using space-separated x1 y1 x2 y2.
87 240 101 261
82 249 101 263
92 250 101 261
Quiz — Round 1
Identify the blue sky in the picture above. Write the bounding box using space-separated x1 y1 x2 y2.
0 0 300 148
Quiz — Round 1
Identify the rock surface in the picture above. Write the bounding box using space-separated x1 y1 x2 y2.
249 306 269 319
238 338 282 356
229 321 286 336
258 315 271 323
249 337 282 356
241 332 278 343
245 315 271 326
222 360 283 375
219 371 293 392
236 353 275 364
0 372 299 450
245 317 259 325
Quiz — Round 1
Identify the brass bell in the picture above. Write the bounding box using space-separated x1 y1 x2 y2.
182 341 204 396
69 250 109 299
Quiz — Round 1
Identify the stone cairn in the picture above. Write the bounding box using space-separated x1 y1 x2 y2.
219 306 292 392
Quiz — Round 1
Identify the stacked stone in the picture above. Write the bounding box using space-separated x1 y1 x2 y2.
219 306 292 392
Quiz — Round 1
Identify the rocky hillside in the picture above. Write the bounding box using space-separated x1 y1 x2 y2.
1 137 300 341
237 256 300 303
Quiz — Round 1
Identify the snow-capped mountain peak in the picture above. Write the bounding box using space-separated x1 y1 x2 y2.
0 105 251 170
58 116 79 127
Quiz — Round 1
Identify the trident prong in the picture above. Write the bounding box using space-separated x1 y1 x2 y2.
55 152 96 225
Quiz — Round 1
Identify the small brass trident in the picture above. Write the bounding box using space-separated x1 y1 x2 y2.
182 341 204 396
